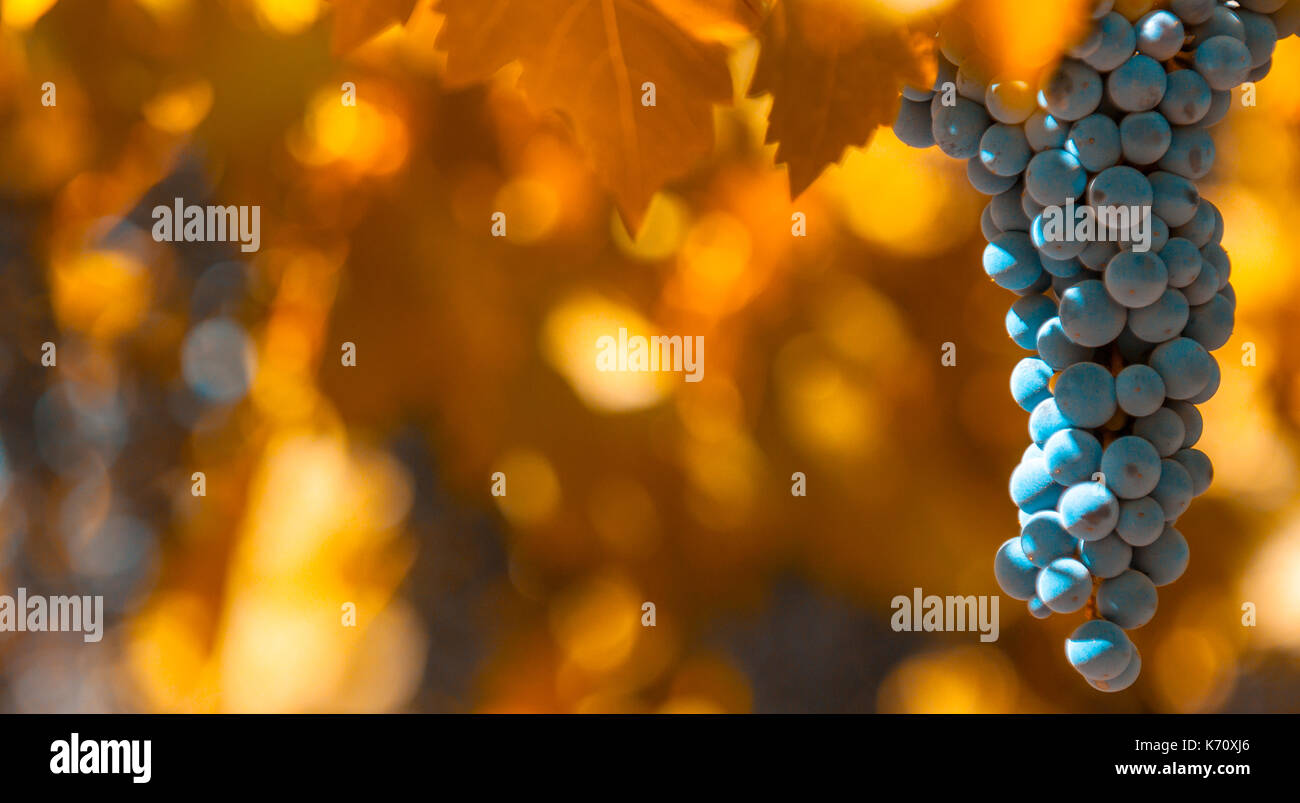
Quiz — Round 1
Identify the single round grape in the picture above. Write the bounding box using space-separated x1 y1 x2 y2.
1006 295 1058 350
1079 240 1119 271
1028 595 1053 619
1136 10 1185 60
995 537 1040 600
902 83 933 102
1021 511 1078 568
1088 165 1153 212
1192 6 1247 41
1016 272 1054 298
968 157 1019 195
1082 533 1134 579
1090 646 1141 691
1066 114 1122 172
1026 149 1087 206
1159 238 1203 288
1167 400 1203 448
1207 202 1225 245
1183 294 1234 351
1105 250 1169 309
991 185 1031 232
1107 54 1167 112
1025 443 1045 463
1055 362 1119 429
1101 435 1163 499
1181 260 1219 306
1200 243 1231 287
932 97 991 159
1143 214 1170 254
1173 448 1213 496
1170 0 1215 26
1021 188 1047 220
1011 456 1064 514
1069 22 1104 59
1066 619 1133 679
1133 525 1190 585
1159 69 1213 126
956 63 991 103
1149 337 1214 399
1051 272 1088 298
1194 89 1232 128
1037 317 1096 370
1060 481 1121 540
1042 255 1084 278
1116 496 1166 546
1195 35 1252 90
1092 0 1114 18
1185 353 1220 403
1086 12 1138 72
1221 282 1236 308
985 78 1038 124
1133 407 1187 457
1039 557 1095 613
1011 358 1054 413
1118 111 1171 166
1150 459 1194 520
1059 279 1127 347
1148 172 1199 228
1097 569 1159 629
984 232 1045 291
1237 9 1278 67
894 98 935 148
1248 58 1273 82
980 123 1032 177
1025 112 1068 153
1032 211 1089 260
1128 288 1190 343
1240 1 1288 15
981 204 1002 241
1042 60 1104 121
1045 428 1104 485
1157 127 1215 179
1030 397 1073 446
1171 199 1216 247
1115 364 1166 417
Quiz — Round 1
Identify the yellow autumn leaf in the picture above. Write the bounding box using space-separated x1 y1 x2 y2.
329 0 419 55
942 0 1094 80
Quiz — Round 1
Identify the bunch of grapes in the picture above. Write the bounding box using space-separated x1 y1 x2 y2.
895 0 1297 691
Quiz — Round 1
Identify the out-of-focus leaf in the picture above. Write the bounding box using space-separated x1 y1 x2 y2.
436 0 734 230
751 0 933 197
648 0 768 40
330 0 419 55
944 0 1093 79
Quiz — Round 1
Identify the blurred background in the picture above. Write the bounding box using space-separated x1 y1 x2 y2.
0 0 1297 713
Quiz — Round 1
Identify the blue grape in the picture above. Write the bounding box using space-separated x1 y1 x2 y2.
1037 317 1096 370
1042 60 1103 121
1132 525 1190 585
1032 210 1089 260
1021 511 1078 567
1195 36 1252 90
985 78 1038 124
1171 0 1215 26
1186 353 1220 403
1066 114 1121 172
1029 396 1073 446
1038 557 1094 613
1011 457 1064 513
1069 22 1104 59
1082 533 1134 579
1170 198 1216 247
894 98 935 148
1028 595 1053 619
1117 325 1157 363
1136 10 1186 61
980 123 1032 177
1059 279 1127 347
1167 399 1203 448
1100 435 1163 499
1079 240 1119 271
1150 458 1194 520
991 185 1031 231
1183 293 1234 351
1149 337 1214 399
1007 294 1058 350
932 98 991 158
984 232 1045 291
1055 361 1118 428
1066 619 1133 679
1238 10 1278 68
1097 569 1159 629
981 204 1002 241
1091 0 1113 19
1060 481 1120 541
1192 7 1247 42
1200 243 1231 287
1042 255 1084 278
968 157 1019 195
1088 165 1153 212
1044 428 1104 485
1207 201 1225 245
1090 646 1141 691
1086 12 1138 72
1024 110 1068 151
995 537 1040 600
1119 111 1172 165
1105 250 1169 309
1158 127 1215 179
1159 69 1213 125
1181 258 1219 305
1194 89 1232 128
1249 59 1273 82
1148 172 1200 227
1026 149 1087 205
1011 357 1054 412
1014 263 1053 296
1024 442 1045 462
956 64 990 102
1128 288 1189 343
1021 188 1047 220
1240 1 1288 16
1159 238 1203 288
1173 448 1213 496
1116 496 1166 547
1221 282 1236 308
1115 364 1166 417
1107 54 1167 112
1133 407 1187 457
